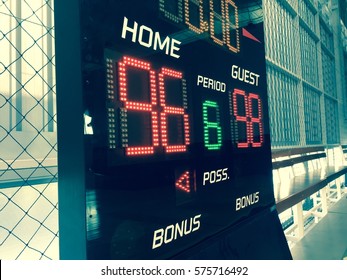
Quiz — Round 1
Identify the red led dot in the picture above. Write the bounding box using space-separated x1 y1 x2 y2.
175 171 190 193
248 93 264 148
232 89 264 148
233 89 248 148
159 67 190 154
126 147 155 156
118 56 158 156
117 56 191 156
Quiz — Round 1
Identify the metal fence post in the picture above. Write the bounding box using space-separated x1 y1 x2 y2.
55 0 87 260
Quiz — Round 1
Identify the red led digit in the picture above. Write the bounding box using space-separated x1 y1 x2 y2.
231 89 264 148
116 56 190 156
248 93 264 147
233 89 249 148
118 56 159 156
159 67 190 153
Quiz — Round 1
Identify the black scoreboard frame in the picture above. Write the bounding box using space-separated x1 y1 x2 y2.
55 0 292 260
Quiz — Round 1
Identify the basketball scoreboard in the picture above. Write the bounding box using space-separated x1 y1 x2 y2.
75 0 290 259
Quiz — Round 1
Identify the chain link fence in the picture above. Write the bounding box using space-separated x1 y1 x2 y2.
0 0 58 259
